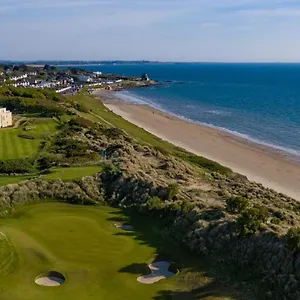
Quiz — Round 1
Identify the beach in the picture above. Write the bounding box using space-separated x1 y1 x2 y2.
97 92 300 201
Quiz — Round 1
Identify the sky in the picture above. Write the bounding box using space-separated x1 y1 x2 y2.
1 0 300 62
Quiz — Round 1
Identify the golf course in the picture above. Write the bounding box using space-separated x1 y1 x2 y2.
0 202 240 300
0 118 59 160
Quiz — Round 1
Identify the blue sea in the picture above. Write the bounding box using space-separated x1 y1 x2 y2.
76 63 300 159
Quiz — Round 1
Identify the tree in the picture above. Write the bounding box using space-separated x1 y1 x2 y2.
44 64 51 71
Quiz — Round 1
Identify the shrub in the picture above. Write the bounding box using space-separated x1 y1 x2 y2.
178 152 232 174
69 117 94 129
147 197 166 211
103 127 124 139
75 103 89 113
226 197 248 214
286 227 300 252
17 134 35 140
181 201 196 213
0 159 34 174
37 156 53 170
167 183 179 200
237 206 269 235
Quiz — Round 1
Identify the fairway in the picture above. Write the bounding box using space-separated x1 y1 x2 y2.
0 118 58 160
0 203 176 300
43 166 102 181
0 203 240 300
0 175 35 187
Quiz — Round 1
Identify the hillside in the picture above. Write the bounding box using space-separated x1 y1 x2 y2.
1 89 300 299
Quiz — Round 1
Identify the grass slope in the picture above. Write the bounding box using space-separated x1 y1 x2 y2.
0 203 241 300
72 94 231 174
43 166 102 181
0 118 58 160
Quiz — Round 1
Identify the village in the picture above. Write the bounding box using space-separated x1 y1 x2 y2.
0 64 153 94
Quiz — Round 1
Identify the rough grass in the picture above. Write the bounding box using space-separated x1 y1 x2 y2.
0 118 59 160
0 203 243 300
71 95 232 174
43 166 102 181
0 232 17 276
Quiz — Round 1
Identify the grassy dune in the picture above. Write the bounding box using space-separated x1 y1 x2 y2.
0 203 240 300
72 94 231 174
0 118 58 160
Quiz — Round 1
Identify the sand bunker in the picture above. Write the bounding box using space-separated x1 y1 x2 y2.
114 223 134 230
137 261 176 284
35 271 65 287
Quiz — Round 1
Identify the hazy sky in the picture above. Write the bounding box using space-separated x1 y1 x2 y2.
1 0 300 62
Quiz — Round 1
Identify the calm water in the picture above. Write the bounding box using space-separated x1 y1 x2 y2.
76 63 300 158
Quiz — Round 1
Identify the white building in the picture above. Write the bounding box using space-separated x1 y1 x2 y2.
10 74 28 81
0 108 12 128
78 75 93 83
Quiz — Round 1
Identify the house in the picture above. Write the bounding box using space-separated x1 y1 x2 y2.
10 74 28 81
0 108 12 128
78 75 93 83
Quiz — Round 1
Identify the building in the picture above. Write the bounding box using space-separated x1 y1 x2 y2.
0 108 12 128
78 75 93 83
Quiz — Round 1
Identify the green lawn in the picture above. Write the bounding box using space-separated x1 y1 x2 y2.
0 203 240 300
43 166 102 181
0 175 35 187
0 118 59 160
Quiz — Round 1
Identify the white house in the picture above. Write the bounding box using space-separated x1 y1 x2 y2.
0 108 12 128
10 74 28 81
78 75 93 83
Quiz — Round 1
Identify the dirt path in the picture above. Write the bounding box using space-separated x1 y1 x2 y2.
12 117 26 129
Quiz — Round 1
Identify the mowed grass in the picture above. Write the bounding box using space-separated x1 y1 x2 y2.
0 203 242 300
43 166 102 181
0 118 59 160
0 175 35 187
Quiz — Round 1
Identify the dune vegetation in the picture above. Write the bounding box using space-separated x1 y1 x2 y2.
1 88 300 299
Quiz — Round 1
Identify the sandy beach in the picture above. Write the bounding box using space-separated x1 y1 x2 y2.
96 92 300 201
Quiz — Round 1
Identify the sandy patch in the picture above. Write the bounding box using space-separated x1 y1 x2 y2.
35 271 65 287
137 261 176 284
114 223 134 230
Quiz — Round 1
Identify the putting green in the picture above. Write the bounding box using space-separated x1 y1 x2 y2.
0 203 177 300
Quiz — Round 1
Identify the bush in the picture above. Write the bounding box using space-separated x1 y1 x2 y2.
75 103 89 113
69 117 94 129
17 134 35 140
37 156 53 170
178 152 232 174
0 159 34 174
286 227 300 252
167 183 179 200
237 206 269 235
226 197 248 214
181 201 196 213
147 197 166 211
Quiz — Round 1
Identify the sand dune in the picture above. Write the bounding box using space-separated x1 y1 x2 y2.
103 99 300 201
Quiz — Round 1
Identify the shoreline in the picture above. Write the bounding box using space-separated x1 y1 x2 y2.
94 90 300 200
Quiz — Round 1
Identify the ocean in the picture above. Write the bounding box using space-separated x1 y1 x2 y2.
75 63 300 159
